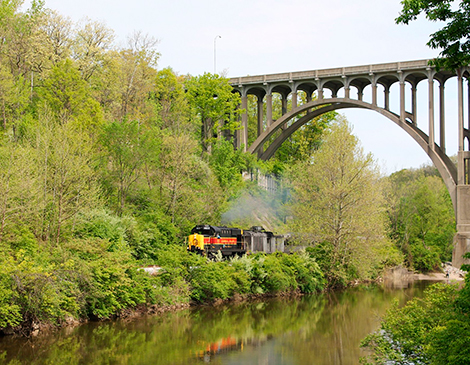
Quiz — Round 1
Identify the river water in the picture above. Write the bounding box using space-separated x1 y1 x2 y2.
0 281 433 365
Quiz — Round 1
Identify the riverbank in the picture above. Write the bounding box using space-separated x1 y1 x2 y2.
2 259 465 338
414 271 465 282
383 265 466 290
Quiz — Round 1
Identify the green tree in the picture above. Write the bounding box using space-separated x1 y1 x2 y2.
288 117 401 286
72 18 115 81
37 59 103 128
99 120 153 216
117 31 159 124
153 132 224 233
274 111 336 163
33 114 101 244
153 68 191 132
386 167 455 271
396 0 470 70
185 73 241 153
0 140 36 244
362 278 470 365
209 138 247 195
0 64 17 129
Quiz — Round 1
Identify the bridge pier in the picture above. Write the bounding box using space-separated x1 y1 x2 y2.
455 150 470 267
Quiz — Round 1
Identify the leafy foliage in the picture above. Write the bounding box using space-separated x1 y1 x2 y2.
396 0 470 70
287 117 402 287
386 167 455 272
361 277 470 365
185 73 241 152
187 252 325 302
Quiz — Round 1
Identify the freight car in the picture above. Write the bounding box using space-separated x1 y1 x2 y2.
187 225 285 257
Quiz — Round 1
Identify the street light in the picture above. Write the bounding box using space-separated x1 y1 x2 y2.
214 35 221 74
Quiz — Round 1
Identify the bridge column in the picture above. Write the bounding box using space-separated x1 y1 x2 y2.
306 92 313 114
411 84 417 125
317 87 323 101
462 79 470 132
292 91 298 110
384 86 390 110
399 80 406 123
439 82 446 152
266 93 273 127
241 95 248 151
371 84 377 106
281 93 288 115
281 92 289 130
257 95 264 137
428 74 435 150
454 70 470 268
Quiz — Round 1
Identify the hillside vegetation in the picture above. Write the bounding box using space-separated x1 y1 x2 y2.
0 1 457 335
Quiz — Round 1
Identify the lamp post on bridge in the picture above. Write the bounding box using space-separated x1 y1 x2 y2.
214 35 221 74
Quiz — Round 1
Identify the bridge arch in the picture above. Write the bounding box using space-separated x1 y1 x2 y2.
247 98 457 209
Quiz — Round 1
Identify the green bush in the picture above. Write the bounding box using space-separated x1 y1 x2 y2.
280 252 325 293
72 209 127 250
127 210 179 260
3 250 84 329
261 254 297 293
188 261 239 302
0 255 22 329
410 243 441 273
361 281 470 365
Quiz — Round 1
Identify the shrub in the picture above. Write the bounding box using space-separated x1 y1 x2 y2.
188 261 239 302
280 252 325 293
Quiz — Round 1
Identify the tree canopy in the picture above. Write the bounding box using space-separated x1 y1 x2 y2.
287 117 401 286
396 0 470 70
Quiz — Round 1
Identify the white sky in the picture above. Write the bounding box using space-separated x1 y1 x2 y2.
24 0 456 174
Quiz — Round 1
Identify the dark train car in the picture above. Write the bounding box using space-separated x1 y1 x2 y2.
188 225 285 257
188 225 246 257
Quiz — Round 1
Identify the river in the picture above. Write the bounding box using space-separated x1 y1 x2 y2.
0 281 433 365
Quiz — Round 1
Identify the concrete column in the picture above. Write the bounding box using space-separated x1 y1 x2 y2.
454 70 470 268
344 87 350 99
306 92 312 114
453 233 470 268
384 86 390 110
234 102 242 149
468 80 470 131
400 81 406 123
358 89 363 101
458 71 464 152
292 91 298 110
281 93 288 115
257 95 264 137
317 88 324 100
439 82 446 152
411 84 417 125
372 83 377 106
241 95 248 151
266 93 273 127
428 77 435 150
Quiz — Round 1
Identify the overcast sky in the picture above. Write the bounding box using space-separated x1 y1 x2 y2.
24 0 455 174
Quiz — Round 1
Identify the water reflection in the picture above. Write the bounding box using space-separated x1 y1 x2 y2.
0 282 431 365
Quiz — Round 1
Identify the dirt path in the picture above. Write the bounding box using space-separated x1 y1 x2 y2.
413 272 464 281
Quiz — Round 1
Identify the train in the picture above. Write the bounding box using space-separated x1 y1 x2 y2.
187 224 287 257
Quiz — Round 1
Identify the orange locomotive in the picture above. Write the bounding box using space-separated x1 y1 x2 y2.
188 225 247 257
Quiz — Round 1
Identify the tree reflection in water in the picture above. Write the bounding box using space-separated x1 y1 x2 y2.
0 282 429 365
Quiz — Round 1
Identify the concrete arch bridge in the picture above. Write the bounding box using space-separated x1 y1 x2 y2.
229 59 470 267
